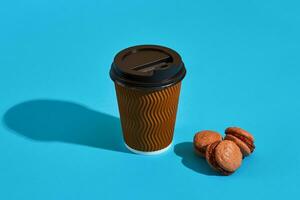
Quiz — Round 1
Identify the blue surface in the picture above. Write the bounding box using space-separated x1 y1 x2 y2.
1 0 300 199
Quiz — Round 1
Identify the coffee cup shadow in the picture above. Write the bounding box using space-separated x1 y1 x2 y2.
2 99 130 154
174 142 219 176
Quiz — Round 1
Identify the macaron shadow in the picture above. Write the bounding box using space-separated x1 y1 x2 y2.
174 142 219 176
2 99 130 154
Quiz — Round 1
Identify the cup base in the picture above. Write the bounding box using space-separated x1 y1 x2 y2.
125 142 172 155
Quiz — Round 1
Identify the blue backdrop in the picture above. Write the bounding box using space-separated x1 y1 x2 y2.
1 0 299 199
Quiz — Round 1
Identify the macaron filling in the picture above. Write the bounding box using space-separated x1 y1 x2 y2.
227 133 255 152
208 142 232 175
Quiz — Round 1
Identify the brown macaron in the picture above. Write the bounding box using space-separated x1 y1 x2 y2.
206 140 242 175
193 130 223 157
225 127 255 157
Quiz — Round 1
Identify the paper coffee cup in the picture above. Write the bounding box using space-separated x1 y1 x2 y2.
110 45 186 154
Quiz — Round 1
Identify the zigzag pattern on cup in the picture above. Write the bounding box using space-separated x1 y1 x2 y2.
115 83 181 152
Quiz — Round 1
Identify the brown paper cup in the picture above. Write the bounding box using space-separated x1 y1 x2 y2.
110 45 186 154
115 82 181 153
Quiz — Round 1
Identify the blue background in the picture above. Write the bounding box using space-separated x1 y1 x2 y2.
1 0 300 199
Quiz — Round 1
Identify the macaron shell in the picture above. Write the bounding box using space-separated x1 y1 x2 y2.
225 134 251 156
193 130 223 157
215 140 242 172
225 127 254 142
205 141 220 170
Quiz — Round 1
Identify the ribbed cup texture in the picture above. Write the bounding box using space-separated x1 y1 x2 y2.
115 83 181 152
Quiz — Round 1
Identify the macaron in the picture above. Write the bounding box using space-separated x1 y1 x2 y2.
206 140 242 175
225 127 255 157
193 130 223 157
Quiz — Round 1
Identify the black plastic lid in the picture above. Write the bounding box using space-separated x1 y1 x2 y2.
110 45 186 90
